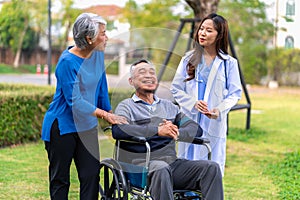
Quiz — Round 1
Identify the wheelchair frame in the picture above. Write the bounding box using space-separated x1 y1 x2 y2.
99 135 211 200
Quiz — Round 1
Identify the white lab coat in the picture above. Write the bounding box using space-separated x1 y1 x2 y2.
171 51 242 176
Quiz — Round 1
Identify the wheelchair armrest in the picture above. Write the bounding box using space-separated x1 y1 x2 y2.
178 137 211 160
178 137 210 145
192 137 210 145
132 136 147 143
106 125 146 143
103 126 112 132
119 136 147 144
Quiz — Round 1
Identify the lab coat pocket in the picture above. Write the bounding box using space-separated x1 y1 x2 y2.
214 76 226 98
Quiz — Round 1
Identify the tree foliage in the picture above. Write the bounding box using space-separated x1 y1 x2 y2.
123 0 181 29
0 0 47 67
0 0 34 51
266 48 300 86
122 0 186 76
52 0 81 50
0 0 80 66
218 0 274 84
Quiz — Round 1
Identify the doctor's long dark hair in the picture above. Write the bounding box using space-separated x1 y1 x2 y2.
185 13 229 82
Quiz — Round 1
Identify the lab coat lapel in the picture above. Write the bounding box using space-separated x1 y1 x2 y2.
203 57 222 102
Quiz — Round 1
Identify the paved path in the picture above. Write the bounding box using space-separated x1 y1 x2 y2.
0 73 174 99
0 74 56 86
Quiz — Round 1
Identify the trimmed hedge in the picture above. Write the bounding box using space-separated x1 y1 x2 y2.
0 83 134 147
0 83 54 147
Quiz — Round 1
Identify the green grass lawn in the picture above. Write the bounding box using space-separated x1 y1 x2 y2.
0 86 299 199
0 64 37 74
224 86 300 199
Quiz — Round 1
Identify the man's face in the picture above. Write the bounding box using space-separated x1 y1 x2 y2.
129 62 158 93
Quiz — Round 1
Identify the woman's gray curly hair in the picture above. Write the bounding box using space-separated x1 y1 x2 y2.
72 13 107 49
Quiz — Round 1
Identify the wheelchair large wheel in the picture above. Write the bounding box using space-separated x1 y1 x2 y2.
99 158 128 200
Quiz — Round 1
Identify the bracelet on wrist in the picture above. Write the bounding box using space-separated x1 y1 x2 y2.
97 110 105 119
101 110 106 119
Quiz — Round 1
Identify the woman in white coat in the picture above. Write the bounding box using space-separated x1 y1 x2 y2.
171 13 242 176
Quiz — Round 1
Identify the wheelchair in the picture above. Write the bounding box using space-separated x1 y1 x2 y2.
99 130 211 200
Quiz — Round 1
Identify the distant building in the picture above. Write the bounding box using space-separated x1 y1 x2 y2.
265 0 300 49
64 5 130 56
85 5 130 54
85 5 122 21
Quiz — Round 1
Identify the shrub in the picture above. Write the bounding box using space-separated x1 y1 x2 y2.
0 83 133 147
0 83 54 147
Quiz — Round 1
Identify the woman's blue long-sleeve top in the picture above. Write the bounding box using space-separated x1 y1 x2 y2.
41 47 111 141
111 94 203 160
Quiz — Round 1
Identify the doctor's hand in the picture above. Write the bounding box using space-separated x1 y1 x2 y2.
195 100 209 113
204 108 219 119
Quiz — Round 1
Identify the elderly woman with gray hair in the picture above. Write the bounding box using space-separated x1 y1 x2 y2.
41 13 127 200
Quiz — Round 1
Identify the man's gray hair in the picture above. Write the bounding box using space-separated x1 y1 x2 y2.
72 13 107 50
129 59 153 77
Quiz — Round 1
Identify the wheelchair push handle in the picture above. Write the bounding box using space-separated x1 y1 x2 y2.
117 135 209 145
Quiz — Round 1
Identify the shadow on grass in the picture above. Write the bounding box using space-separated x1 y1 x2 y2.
227 127 268 142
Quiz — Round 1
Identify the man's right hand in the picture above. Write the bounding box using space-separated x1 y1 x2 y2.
158 119 179 140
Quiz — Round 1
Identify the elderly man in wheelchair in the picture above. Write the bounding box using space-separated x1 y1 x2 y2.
99 59 223 200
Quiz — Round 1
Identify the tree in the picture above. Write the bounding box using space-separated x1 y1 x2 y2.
218 0 274 84
123 0 181 29
185 0 220 29
121 0 274 83
267 48 300 86
185 0 219 18
0 0 81 67
0 0 47 68
122 0 184 69
53 0 81 50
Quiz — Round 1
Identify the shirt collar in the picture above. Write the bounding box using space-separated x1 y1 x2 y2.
132 93 160 105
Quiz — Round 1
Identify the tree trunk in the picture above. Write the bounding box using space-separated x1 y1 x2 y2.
61 20 71 51
185 0 220 32
13 19 29 68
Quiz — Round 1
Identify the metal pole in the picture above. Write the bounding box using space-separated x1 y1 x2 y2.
47 0 52 85
156 19 185 83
